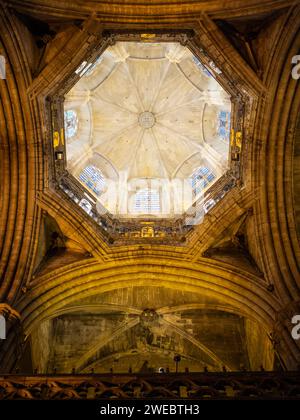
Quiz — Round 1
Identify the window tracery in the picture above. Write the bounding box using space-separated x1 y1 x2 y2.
134 188 161 214
79 165 106 197
191 167 216 196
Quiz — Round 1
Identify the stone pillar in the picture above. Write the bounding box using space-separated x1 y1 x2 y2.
0 303 23 373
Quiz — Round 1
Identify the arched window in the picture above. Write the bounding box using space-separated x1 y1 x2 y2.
64 110 78 138
79 165 106 196
134 188 160 214
191 166 215 196
218 110 231 141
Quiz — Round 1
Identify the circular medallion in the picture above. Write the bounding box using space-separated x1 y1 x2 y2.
138 111 155 129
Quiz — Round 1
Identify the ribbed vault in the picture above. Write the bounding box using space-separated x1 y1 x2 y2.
64 41 231 218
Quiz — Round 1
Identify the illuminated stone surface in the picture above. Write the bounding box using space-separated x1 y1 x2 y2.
64 42 231 217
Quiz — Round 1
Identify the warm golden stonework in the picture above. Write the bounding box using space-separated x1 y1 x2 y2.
0 0 300 401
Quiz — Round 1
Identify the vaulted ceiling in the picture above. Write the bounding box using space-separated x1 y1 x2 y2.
64 41 230 217
65 42 230 181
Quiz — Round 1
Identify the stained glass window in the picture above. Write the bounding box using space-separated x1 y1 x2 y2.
134 188 160 214
218 110 231 141
79 165 106 196
79 198 92 214
64 110 78 138
191 166 216 196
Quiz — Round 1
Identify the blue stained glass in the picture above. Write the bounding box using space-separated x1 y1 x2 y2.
200 167 209 176
192 56 212 78
79 165 106 196
207 173 215 182
218 111 231 141
64 110 78 138
134 189 160 213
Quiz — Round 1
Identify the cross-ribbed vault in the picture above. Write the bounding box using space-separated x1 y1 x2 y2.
64 41 231 218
